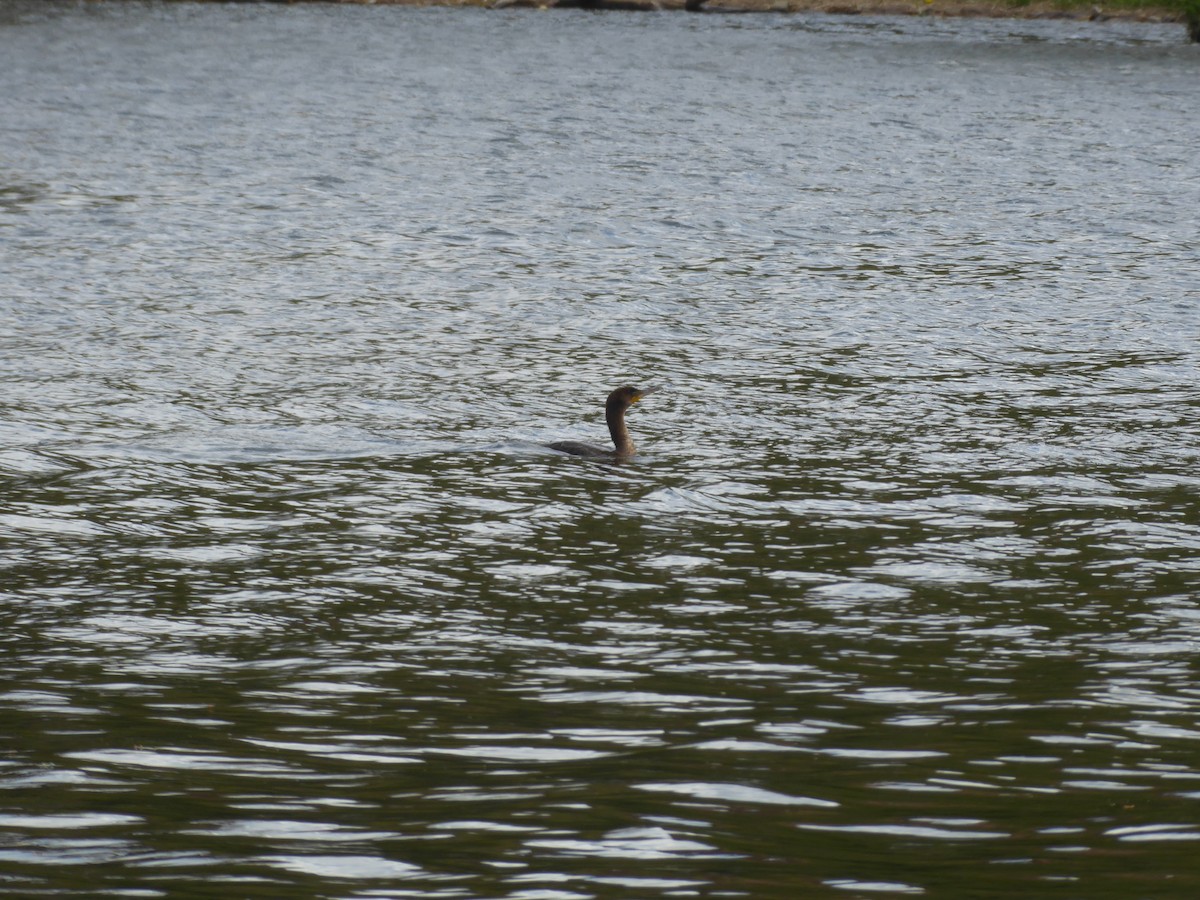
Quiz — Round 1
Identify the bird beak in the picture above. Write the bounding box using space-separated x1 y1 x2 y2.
634 386 660 402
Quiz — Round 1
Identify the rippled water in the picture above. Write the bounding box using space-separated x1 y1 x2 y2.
3 2 1200 898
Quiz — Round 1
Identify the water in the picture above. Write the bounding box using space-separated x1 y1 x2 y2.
3 2 1200 897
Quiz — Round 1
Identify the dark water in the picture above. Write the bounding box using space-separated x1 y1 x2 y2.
3 2 1200 897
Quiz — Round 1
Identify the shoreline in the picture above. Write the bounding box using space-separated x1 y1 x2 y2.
300 0 1186 25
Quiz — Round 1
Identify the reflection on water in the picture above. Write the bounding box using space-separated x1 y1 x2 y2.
2 2 1200 898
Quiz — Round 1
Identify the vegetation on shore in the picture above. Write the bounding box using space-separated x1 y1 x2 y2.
242 0 1193 26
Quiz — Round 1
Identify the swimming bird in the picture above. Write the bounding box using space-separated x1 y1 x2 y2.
547 385 657 459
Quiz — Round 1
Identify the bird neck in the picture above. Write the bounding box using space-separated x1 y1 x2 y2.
606 405 635 456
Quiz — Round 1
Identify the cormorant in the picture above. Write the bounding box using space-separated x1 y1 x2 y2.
547 385 657 458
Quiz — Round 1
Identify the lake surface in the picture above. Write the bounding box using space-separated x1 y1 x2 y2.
2 2 1199 897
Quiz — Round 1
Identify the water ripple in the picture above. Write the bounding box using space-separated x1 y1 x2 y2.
2 5 1199 899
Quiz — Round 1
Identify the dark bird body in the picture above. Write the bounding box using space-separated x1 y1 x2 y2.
547 385 656 459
